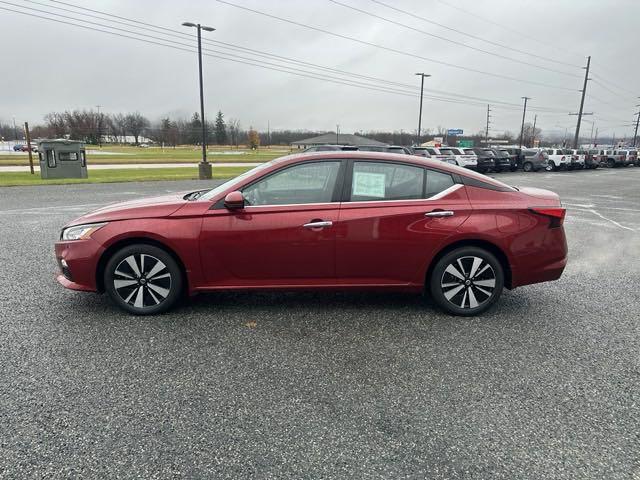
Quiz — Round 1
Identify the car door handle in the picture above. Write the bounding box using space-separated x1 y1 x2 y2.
303 221 333 228
425 210 454 217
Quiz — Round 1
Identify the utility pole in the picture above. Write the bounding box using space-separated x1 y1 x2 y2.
182 21 216 180
23 122 34 175
13 116 18 142
573 55 591 149
594 127 598 146
485 104 491 144
336 124 340 144
633 101 640 147
519 97 530 148
531 114 537 148
267 120 270 148
415 73 431 145
96 105 103 148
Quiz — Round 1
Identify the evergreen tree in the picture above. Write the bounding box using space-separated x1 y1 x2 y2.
214 110 227 145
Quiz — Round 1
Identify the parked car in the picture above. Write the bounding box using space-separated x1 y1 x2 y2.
545 148 571 171
615 149 638 166
437 147 478 170
19 144 37 152
501 147 525 170
55 151 568 317
12 144 24 151
602 149 626 168
487 148 511 172
467 148 496 174
303 145 359 152
411 147 432 158
416 147 457 163
359 145 413 155
521 148 549 172
497 149 518 171
585 149 602 169
567 149 585 170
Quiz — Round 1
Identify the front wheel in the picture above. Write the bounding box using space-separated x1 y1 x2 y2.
104 244 183 315
523 161 533 172
546 161 556 171
429 247 504 316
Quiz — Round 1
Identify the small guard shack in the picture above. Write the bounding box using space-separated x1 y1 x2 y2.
38 139 88 179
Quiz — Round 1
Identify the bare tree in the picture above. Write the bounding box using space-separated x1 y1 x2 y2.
125 112 150 145
228 118 241 148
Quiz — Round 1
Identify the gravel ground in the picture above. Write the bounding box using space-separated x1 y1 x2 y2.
0 168 639 479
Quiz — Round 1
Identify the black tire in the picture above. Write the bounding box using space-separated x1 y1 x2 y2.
104 244 183 315
523 161 533 172
607 158 615 168
429 247 504 316
546 161 556 172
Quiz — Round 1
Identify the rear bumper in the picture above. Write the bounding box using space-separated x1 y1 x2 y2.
511 255 567 288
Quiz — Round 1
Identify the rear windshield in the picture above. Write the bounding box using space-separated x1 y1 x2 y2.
480 149 495 156
438 148 456 155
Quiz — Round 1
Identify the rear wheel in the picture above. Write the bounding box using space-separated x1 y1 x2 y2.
104 244 183 315
546 161 556 171
523 161 533 172
607 158 615 168
429 247 504 316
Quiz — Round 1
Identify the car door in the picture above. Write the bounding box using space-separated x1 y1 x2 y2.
335 160 472 285
199 160 344 283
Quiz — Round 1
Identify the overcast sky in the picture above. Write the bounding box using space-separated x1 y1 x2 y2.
1 0 638 138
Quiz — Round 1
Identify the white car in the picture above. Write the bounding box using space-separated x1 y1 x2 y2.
437 147 478 169
420 147 457 163
545 148 571 171
568 149 586 169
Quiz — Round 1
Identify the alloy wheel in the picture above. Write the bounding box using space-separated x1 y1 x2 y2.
440 256 497 310
113 254 172 308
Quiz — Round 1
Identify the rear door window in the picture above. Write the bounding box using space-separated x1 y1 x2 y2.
350 161 424 202
426 170 455 198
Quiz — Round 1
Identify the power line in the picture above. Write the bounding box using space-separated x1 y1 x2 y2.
328 0 581 77
431 0 586 60
213 0 578 91
2 4 550 112
11 0 574 114
368 0 582 68
589 71 637 97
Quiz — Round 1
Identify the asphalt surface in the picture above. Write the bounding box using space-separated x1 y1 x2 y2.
0 168 639 479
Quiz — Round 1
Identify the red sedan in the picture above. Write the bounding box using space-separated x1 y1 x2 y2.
55 152 567 316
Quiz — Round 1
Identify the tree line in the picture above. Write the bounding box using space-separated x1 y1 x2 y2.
0 110 593 148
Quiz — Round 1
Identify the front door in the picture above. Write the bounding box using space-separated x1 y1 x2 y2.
200 160 343 284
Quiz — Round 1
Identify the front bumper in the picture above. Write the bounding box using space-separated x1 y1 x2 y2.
55 239 104 292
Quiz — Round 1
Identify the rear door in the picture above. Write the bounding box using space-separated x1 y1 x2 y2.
335 160 471 285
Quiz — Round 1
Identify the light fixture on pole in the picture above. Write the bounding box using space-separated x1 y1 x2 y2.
415 73 431 145
182 21 216 180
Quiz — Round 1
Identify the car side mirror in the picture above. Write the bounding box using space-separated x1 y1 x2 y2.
224 191 245 210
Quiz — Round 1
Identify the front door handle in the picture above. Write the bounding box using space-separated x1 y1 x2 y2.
425 210 454 217
303 220 333 228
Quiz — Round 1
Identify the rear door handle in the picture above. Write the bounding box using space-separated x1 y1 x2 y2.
303 221 333 228
425 210 454 217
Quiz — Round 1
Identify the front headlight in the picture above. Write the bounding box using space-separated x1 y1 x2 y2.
60 222 108 241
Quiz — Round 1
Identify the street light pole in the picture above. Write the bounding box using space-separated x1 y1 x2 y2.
415 73 431 145
182 21 215 180
633 101 640 147
519 96 530 148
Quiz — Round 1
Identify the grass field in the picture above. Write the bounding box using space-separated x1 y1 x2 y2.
0 166 253 187
0 145 292 166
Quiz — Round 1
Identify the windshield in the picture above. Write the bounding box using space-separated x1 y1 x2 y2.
198 161 275 201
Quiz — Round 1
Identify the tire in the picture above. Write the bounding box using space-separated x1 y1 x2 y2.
607 158 615 168
494 167 502 173
104 244 183 315
523 161 533 172
546 161 556 172
429 247 504 316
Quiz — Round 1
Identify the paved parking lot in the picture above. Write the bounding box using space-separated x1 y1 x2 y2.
1 168 639 478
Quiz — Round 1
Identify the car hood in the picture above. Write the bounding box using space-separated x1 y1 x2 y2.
66 192 191 226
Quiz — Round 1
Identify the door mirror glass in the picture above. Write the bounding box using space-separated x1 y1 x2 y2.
224 191 245 210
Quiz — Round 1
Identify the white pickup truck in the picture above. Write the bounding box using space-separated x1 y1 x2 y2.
437 147 478 169
545 148 571 171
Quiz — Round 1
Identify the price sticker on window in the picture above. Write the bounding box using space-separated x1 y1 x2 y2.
352 172 386 198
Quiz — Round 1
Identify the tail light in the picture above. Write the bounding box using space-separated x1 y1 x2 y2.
530 207 566 228
561 156 566 161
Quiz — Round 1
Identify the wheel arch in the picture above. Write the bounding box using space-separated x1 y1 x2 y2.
425 238 513 290
95 237 189 293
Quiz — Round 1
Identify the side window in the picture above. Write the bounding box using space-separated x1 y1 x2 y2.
46 150 56 168
350 162 424 202
59 152 79 161
426 170 455 198
242 161 340 206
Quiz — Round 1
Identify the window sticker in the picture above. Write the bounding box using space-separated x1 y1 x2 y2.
352 171 386 198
